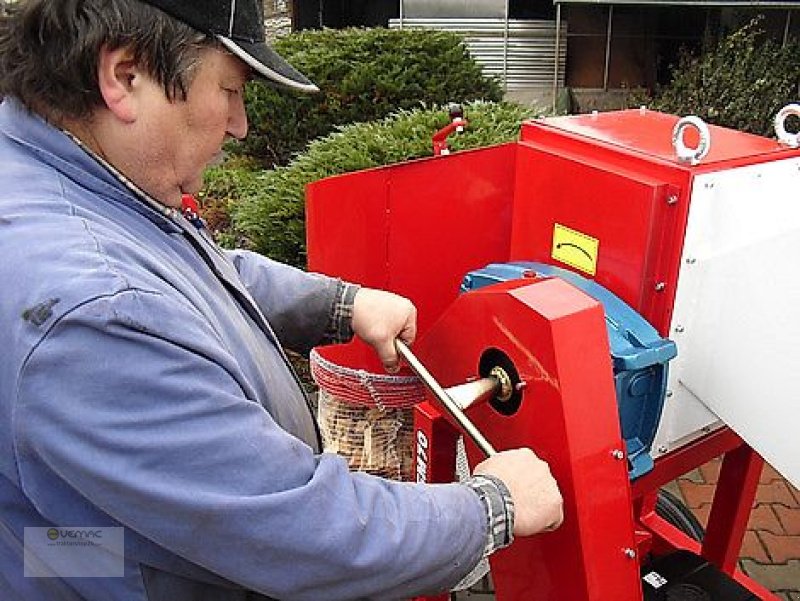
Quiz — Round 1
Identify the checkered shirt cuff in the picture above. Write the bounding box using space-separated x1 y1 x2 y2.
323 281 359 344
463 474 515 556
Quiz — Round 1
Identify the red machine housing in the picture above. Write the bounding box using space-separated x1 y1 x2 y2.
306 109 799 600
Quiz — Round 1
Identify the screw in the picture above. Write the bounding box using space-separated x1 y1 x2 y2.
675 325 685 333
654 282 666 292
611 449 625 460
623 548 637 559
667 194 679 205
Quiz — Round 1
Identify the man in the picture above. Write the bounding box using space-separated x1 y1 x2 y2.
0 1 563 599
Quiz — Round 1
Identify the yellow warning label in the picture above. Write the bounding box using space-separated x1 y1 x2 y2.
552 224 599 276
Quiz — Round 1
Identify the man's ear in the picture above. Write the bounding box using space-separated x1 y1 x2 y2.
97 45 141 123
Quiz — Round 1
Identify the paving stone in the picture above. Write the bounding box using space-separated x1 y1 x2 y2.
699 459 721 485
678 480 716 509
692 504 711 528
740 530 771 563
748 504 784 535
791 483 800 507
681 468 706 484
775 505 800 536
761 532 800 564
755 482 799 509
740 559 800 592
662 480 683 501
762 463 785 484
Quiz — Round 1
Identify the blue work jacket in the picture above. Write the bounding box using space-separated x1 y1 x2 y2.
0 99 485 600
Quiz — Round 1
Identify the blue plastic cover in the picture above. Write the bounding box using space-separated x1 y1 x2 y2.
461 262 677 480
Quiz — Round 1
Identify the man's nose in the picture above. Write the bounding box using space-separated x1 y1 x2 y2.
228 95 248 140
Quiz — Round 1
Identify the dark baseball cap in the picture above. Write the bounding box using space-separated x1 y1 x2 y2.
141 0 318 93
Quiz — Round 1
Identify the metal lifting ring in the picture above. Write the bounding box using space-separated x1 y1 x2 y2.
774 104 800 148
672 115 711 165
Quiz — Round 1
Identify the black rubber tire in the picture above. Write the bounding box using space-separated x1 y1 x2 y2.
656 488 706 542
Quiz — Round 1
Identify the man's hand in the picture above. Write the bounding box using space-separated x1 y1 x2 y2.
352 288 417 373
474 448 563 537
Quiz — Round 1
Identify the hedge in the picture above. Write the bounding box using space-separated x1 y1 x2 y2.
202 101 538 267
640 18 800 137
235 27 503 167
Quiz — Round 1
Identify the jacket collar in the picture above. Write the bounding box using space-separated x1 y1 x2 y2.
0 98 182 234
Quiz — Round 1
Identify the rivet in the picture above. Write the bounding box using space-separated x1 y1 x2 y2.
623 548 637 559
657 445 668 454
686 257 696 264
667 194 679 205
611 449 625 460
675 325 685 333
654 282 666 292
666 390 674 398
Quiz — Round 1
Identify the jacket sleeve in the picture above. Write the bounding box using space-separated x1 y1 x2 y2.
14 288 486 600
224 249 341 354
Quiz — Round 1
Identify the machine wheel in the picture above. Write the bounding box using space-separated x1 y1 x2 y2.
656 488 705 542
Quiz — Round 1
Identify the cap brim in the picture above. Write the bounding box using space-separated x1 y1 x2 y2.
218 36 319 94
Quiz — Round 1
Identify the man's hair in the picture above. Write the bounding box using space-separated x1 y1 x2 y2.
0 0 213 121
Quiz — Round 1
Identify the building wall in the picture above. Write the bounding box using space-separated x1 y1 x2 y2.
563 5 798 90
289 2 798 90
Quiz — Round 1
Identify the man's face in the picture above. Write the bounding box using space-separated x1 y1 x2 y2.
133 47 250 207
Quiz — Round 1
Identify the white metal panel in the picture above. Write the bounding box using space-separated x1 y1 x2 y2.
657 157 800 487
388 18 567 90
402 0 508 19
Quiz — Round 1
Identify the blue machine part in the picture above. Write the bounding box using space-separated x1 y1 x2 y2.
461 262 677 480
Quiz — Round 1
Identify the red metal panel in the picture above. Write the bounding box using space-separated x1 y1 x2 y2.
306 167 391 287
414 277 640 601
307 145 517 322
412 401 458 485
384 144 517 335
522 110 798 169
307 144 518 371
508 142 689 332
515 110 800 335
